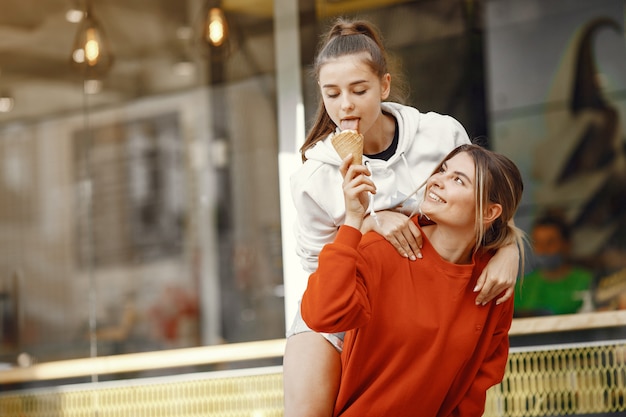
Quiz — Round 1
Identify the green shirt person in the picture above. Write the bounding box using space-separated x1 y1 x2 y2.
515 212 593 316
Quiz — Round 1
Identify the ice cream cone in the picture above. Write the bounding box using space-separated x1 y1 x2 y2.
331 130 364 165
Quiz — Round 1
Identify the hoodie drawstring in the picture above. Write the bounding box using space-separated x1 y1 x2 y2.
399 152 427 218
364 152 426 225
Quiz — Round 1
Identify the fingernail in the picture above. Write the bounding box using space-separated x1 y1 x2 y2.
417 253 422 259
473 286 479 292
409 255 416 261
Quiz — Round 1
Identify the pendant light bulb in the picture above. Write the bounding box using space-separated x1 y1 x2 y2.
84 27 100 65
204 7 228 47
70 5 114 78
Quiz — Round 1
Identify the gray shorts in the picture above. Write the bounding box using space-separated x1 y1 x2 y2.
286 302 345 352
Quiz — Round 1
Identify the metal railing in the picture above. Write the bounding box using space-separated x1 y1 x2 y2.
2 311 626 416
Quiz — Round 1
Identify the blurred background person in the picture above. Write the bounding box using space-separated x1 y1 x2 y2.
515 211 593 317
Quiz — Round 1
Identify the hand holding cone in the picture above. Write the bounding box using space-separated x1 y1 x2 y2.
331 130 364 165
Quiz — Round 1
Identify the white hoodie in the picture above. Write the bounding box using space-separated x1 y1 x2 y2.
290 102 470 274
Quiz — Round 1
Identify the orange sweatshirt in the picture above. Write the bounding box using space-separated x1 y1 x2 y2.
301 222 513 417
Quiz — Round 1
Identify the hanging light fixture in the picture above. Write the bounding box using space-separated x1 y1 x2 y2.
190 0 235 63
203 2 229 48
70 1 114 79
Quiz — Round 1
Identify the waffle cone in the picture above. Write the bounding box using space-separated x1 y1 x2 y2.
331 130 364 165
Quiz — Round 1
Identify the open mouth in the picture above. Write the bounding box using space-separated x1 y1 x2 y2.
428 190 446 203
340 118 360 131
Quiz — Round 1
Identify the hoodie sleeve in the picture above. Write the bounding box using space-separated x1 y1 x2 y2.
290 162 345 274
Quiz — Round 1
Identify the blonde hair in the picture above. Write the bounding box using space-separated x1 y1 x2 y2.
409 144 526 266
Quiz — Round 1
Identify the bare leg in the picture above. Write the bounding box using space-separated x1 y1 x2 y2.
283 332 341 417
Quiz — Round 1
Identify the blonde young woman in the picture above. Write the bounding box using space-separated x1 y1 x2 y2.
302 144 526 416
284 18 520 416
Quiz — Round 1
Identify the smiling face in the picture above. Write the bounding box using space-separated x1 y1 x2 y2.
421 151 477 229
318 52 390 134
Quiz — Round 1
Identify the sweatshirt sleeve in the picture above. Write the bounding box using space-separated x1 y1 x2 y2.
301 225 372 333
451 299 513 416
